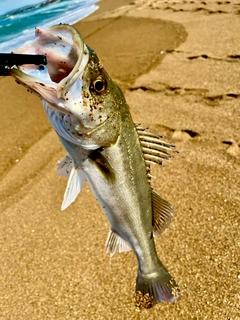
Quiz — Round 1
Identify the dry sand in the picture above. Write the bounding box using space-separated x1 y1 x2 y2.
0 0 239 319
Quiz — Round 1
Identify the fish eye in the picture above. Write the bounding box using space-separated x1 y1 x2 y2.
92 76 106 94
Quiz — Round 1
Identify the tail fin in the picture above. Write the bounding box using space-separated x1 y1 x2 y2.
135 267 180 308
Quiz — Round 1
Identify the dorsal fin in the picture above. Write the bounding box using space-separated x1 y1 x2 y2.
105 229 132 257
135 124 178 182
136 123 177 165
152 189 174 236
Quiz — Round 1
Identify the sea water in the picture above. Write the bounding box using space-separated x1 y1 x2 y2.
0 0 99 52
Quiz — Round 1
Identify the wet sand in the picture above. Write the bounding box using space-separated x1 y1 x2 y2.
0 0 239 319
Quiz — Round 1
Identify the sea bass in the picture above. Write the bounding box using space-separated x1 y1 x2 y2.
10 24 180 308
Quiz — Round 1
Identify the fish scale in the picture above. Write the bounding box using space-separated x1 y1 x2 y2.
10 24 180 308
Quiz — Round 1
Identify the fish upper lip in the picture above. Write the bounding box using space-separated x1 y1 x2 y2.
11 24 86 100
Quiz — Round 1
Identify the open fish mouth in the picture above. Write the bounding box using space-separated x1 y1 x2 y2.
10 24 113 148
10 24 88 111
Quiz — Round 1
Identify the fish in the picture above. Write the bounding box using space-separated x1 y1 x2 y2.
10 24 180 308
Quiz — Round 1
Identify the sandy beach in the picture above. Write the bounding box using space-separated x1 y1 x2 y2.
0 0 239 319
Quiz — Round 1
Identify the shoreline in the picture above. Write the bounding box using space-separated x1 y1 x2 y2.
0 0 239 318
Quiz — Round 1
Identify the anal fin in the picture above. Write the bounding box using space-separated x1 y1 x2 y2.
152 190 174 236
105 229 132 257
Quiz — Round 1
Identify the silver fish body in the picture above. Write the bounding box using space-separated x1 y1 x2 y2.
10 24 180 308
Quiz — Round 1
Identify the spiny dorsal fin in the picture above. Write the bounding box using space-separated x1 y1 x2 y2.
135 124 178 183
152 189 174 236
105 229 132 257
136 124 177 165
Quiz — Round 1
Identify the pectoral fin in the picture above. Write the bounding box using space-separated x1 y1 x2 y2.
88 149 115 183
61 166 85 210
152 190 174 236
105 229 132 257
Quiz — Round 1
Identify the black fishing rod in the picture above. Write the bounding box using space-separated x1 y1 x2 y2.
0 53 47 76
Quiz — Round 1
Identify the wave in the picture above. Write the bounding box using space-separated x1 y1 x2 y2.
2 0 60 17
0 0 99 52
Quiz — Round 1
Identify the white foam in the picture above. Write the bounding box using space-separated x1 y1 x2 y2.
0 2 98 52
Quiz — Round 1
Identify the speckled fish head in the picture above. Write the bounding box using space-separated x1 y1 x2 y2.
75 46 123 145
10 24 122 147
